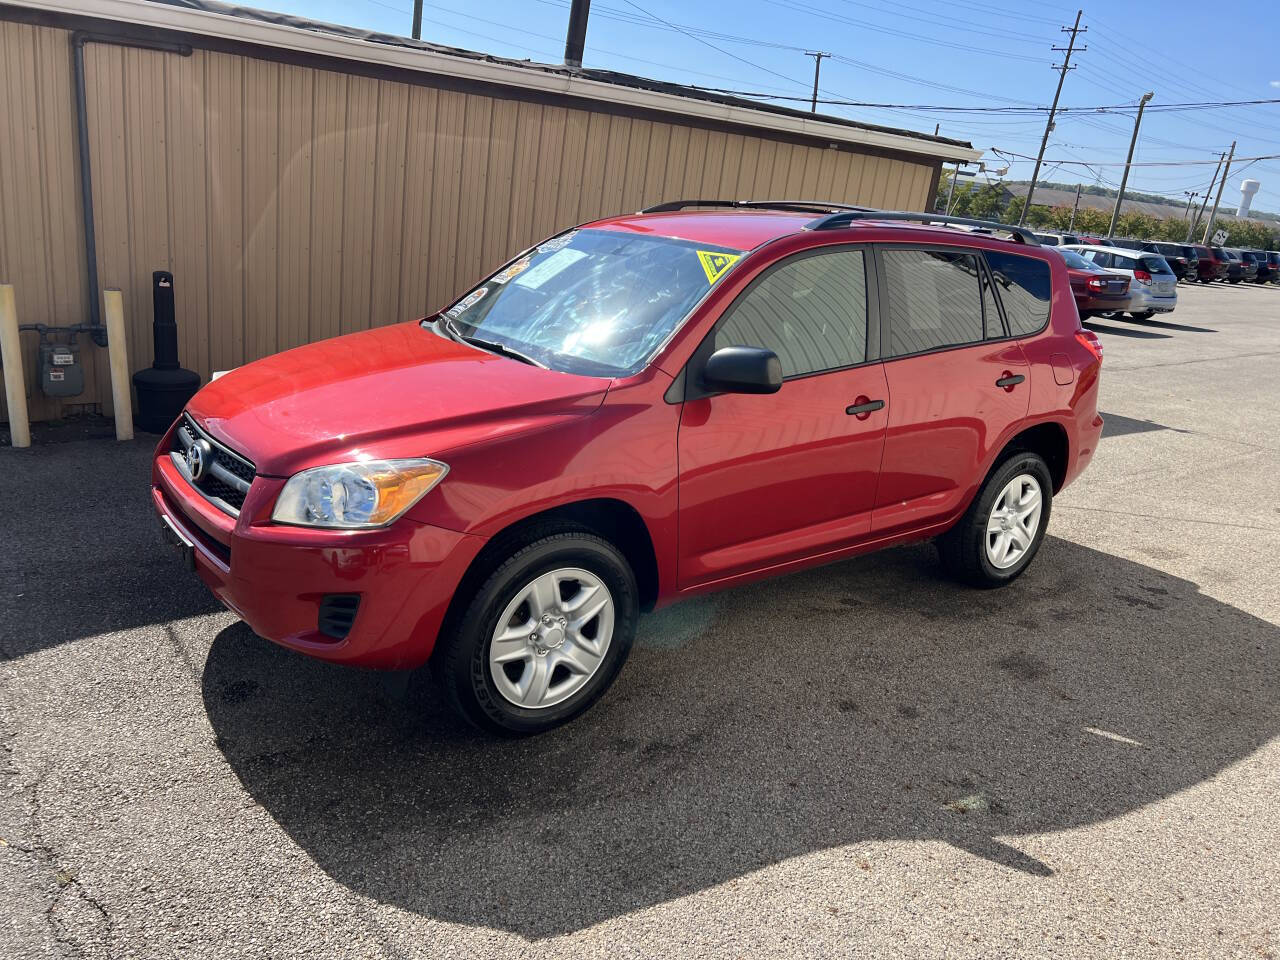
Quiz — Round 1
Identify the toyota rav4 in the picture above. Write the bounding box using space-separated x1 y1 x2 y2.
152 202 1104 735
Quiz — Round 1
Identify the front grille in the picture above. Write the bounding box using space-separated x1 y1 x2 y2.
318 594 361 640
171 414 256 516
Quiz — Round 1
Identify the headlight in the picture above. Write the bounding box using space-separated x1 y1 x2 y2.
271 459 448 529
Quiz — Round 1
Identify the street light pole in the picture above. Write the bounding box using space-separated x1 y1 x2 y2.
411 0 422 40
944 162 959 213
1107 91 1153 238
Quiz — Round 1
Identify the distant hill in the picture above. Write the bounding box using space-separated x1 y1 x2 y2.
1000 180 1279 225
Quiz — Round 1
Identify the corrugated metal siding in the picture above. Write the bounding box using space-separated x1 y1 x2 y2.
0 20 939 423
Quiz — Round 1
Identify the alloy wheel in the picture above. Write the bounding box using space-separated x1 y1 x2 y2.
488 567 615 709
985 473 1043 570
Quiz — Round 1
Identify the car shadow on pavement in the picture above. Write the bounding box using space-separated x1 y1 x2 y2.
1118 316 1218 334
202 537 1280 939
0 440 224 660
1081 321 1173 339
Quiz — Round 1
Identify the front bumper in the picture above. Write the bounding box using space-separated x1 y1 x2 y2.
152 443 485 669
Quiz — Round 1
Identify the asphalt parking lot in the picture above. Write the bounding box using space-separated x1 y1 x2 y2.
2 280 1278 959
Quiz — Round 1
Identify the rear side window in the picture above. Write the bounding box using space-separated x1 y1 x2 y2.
716 248 867 378
1140 256 1173 274
881 249 984 357
984 251 1051 336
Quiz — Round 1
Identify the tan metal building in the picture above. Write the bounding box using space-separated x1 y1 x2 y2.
0 0 979 424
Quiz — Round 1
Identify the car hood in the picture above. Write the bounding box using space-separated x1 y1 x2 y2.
186 322 610 477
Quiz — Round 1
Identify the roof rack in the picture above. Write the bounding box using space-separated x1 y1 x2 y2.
640 199 874 215
807 210 1040 245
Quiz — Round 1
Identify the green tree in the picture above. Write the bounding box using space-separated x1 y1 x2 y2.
1041 205 1074 231
967 183 1007 220
1116 212 1159 240
934 170 952 212
1224 219 1277 248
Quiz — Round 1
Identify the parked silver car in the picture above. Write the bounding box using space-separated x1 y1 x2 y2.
1062 245 1177 318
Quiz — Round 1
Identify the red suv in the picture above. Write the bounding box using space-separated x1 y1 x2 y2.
152 203 1103 734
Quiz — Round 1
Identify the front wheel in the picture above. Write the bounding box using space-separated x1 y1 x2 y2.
432 528 638 735
937 452 1053 588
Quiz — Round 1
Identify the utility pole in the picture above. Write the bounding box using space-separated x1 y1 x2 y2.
1020 9 1086 225
411 0 422 39
1182 190 1199 221
1069 183 1082 231
1188 151 1225 242
563 0 591 68
805 51 830 113
1202 140 1236 244
1107 91 1154 238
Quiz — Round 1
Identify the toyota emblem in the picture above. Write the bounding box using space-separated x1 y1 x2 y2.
186 440 211 480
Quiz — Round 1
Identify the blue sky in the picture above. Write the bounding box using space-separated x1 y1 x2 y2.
263 0 1280 214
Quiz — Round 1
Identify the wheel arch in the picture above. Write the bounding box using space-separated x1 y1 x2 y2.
999 420 1071 493
437 498 662 654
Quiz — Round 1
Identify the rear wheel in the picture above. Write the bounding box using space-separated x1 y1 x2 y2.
432 527 638 735
937 452 1053 588
1129 310 1154 320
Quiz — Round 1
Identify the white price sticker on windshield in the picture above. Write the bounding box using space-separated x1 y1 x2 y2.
514 249 586 289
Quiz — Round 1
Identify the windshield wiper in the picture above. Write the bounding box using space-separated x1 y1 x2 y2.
461 334 547 368
435 315 546 368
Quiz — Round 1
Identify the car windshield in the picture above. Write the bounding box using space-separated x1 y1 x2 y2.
431 228 744 377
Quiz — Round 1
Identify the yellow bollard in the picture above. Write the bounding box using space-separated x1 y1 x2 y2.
0 284 32 449
102 288 133 441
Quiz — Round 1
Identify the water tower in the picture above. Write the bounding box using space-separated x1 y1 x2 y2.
1238 179 1261 218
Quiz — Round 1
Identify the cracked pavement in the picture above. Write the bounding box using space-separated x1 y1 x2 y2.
2 282 1278 958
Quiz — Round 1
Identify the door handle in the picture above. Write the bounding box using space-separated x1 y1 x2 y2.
995 373 1025 390
846 397 885 419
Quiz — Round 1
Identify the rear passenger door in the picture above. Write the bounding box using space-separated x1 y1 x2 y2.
870 246 1033 536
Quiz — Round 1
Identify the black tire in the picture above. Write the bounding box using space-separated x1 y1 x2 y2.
937 451 1053 588
1129 310 1154 320
432 525 638 735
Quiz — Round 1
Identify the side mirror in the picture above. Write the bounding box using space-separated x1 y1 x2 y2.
701 345 782 395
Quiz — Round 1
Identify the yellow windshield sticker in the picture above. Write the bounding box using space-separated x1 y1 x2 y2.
697 250 741 285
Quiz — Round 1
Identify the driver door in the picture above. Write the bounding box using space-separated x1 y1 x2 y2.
677 246 889 588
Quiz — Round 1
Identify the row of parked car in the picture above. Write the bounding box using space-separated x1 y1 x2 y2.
1047 243 1176 320
1034 232 1279 285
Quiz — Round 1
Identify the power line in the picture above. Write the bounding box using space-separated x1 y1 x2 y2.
613 0 809 88
991 148 1280 167
759 0 1049 63
682 87 1280 115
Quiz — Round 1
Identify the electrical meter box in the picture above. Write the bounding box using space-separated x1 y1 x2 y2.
40 341 84 398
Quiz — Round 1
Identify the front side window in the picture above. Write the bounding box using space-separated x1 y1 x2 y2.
715 248 867 378
984 251 1051 336
882 249 984 357
436 228 744 377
